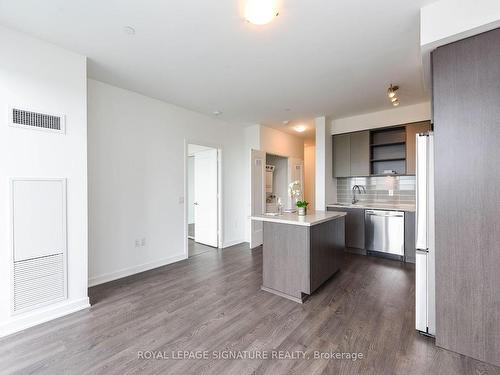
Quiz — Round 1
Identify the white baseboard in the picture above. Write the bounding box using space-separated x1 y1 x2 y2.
222 240 247 249
0 297 90 338
88 253 186 287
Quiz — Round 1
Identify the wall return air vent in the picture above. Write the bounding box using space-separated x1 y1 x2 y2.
8 106 66 134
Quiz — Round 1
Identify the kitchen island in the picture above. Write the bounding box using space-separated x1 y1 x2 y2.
251 211 346 303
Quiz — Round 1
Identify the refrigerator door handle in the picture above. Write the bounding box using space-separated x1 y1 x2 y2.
415 134 428 251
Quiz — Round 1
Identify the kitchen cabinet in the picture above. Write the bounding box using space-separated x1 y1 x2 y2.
350 131 370 176
332 131 369 177
433 27 500 367
405 121 432 175
327 207 365 249
404 211 415 263
332 134 350 177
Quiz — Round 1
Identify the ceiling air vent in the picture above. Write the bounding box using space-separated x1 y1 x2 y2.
8 106 65 134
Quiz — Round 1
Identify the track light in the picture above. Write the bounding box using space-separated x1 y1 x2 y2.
387 84 400 106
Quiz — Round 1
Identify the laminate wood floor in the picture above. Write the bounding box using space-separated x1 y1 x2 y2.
1 244 499 375
188 239 214 257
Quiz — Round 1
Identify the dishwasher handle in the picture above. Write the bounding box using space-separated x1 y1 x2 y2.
365 210 404 217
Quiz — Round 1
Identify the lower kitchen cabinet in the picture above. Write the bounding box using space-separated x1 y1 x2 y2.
327 207 365 250
329 206 416 262
404 212 416 263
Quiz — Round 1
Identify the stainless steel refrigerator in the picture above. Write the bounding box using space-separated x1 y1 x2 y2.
415 132 435 336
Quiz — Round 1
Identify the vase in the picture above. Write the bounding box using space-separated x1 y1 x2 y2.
298 207 306 216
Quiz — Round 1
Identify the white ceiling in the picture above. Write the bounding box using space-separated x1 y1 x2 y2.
0 0 436 125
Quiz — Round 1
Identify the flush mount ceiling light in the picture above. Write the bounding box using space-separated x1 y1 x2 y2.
387 84 400 107
124 26 136 35
294 125 306 133
245 0 279 25
212 110 222 116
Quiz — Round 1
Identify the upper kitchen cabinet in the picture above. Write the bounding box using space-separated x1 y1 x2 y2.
332 131 370 177
333 123 432 177
405 121 432 175
350 131 370 176
333 134 350 177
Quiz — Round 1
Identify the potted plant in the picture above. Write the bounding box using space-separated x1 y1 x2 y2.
296 200 309 216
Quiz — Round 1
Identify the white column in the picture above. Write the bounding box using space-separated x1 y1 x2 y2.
315 116 336 211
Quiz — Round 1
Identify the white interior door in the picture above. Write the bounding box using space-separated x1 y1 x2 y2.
288 157 304 209
250 149 266 248
194 149 218 247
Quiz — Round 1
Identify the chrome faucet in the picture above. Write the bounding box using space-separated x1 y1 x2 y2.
352 185 366 204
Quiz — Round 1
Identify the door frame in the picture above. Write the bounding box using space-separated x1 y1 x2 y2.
184 140 223 259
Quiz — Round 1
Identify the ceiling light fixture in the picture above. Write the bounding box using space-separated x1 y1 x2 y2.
387 84 400 107
124 26 136 35
294 125 306 133
387 84 398 98
212 110 222 116
245 0 279 25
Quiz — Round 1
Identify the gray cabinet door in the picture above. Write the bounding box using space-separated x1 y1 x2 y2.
350 131 370 176
332 134 350 177
433 28 500 367
327 207 364 249
346 207 365 249
404 211 415 263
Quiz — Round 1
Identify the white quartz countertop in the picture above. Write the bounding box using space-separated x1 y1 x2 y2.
327 203 416 212
250 211 347 227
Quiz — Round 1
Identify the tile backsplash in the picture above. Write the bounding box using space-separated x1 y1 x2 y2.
336 176 415 205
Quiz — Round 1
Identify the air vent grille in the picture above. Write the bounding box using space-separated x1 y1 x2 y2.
9 107 65 133
13 253 65 313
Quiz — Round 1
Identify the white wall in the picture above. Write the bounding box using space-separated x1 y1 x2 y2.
421 0 500 49
260 126 304 159
330 102 431 135
87 79 247 286
304 143 316 211
315 117 336 210
187 156 195 224
0 26 88 336
244 124 262 242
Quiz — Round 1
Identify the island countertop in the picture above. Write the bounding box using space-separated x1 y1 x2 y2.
250 210 346 227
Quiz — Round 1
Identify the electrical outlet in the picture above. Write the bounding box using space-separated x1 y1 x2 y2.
135 239 140 248
141 237 146 246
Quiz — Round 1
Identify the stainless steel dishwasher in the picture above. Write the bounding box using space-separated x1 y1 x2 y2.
365 210 404 257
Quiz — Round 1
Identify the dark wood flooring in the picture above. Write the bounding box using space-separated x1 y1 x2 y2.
1 244 499 375
188 239 214 257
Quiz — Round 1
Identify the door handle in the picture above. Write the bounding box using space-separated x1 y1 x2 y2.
416 248 429 254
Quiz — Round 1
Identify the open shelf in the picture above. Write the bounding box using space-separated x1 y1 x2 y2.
370 126 407 175
370 157 406 162
370 141 406 147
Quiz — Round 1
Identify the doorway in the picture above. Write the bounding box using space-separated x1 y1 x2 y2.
186 143 220 257
250 149 305 248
